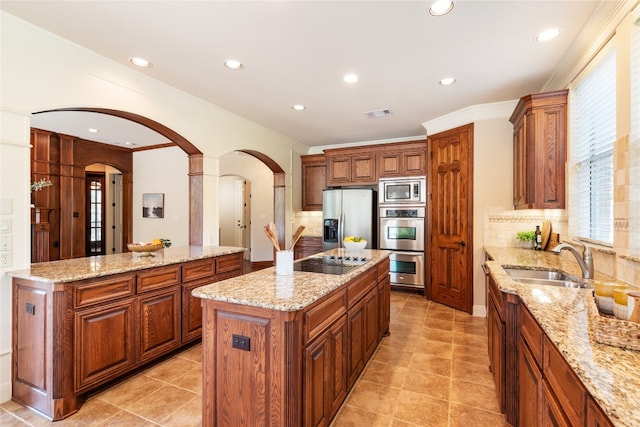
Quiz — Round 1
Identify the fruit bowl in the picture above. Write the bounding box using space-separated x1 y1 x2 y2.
343 240 367 252
127 242 164 257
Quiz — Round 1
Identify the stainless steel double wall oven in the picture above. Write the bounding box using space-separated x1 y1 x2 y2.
378 177 426 291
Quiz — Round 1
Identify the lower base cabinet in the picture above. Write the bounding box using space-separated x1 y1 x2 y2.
12 252 243 421
200 258 390 427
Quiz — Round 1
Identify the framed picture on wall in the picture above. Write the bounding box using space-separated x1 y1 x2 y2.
142 193 164 218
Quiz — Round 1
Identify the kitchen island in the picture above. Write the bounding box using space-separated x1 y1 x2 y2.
484 246 640 427
9 245 244 421
192 248 391 427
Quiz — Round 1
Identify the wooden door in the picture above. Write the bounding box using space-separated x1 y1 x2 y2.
427 123 474 313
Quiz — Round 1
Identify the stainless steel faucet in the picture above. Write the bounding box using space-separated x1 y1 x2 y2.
551 242 594 279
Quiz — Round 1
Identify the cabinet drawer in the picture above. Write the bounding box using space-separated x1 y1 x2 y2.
216 253 243 274
304 289 347 343
347 269 377 307
543 336 586 426
137 265 181 293
183 258 216 282
376 259 390 279
520 304 543 367
74 273 135 309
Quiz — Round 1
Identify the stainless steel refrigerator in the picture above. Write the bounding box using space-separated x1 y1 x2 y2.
322 188 377 251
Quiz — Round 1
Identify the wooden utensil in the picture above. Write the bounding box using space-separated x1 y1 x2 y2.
541 220 551 250
263 223 281 251
289 225 306 250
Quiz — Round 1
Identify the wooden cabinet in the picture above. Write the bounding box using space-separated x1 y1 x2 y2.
74 299 136 393
137 287 181 363
487 274 505 413
377 260 391 340
12 252 243 421
518 304 544 426
509 90 568 209
199 257 390 426
377 142 427 178
294 236 323 260
304 314 348 427
586 396 615 427
325 152 376 186
301 154 326 211
541 381 572 427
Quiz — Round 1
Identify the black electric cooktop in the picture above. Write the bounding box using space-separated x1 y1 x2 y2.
294 255 369 275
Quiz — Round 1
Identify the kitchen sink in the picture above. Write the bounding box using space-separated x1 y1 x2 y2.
503 268 588 288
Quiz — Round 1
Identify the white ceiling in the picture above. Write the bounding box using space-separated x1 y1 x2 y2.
2 1 604 148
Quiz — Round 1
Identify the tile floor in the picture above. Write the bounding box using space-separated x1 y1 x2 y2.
0 291 505 426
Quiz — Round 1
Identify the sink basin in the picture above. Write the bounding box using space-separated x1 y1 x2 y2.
503 268 588 288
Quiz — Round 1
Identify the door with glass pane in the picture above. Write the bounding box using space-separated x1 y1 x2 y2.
85 173 106 256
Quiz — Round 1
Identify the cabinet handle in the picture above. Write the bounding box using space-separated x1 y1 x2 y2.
457 241 466 247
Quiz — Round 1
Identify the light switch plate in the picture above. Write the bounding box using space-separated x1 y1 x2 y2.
0 218 11 234
0 199 12 215
0 235 12 252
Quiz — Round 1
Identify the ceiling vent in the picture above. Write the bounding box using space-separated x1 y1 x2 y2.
365 109 392 119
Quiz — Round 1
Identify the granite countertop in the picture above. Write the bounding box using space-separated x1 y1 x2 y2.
192 249 391 312
484 246 640 427
8 245 245 283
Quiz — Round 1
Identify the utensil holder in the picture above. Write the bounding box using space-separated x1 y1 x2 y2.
276 250 294 275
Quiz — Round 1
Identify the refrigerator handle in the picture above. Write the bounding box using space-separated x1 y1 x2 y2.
339 211 345 248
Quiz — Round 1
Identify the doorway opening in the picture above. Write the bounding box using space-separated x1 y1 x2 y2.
85 163 124 257
219 175 251 260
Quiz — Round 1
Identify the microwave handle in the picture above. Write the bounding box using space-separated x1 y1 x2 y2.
339 211 345 247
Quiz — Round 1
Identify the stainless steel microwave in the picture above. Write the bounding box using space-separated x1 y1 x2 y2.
379 176 426 205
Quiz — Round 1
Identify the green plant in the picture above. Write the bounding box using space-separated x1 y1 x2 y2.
30 178 52 192
516 231 536 242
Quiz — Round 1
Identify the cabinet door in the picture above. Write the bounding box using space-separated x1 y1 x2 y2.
519 338 543 426
182 281 204 343
533 106 566 208
586 396 614 427
74 299 136 392
363 288 379 361
401 150 426 176
327 156 352 186
304 333 331 427
351 154 376 184
138 287 181 363
487 295 505 412
329 315 348 415
377 275 390 339
301 154 326 211
347 299 365 388
378 152 403 177
512 116 527 208
542 381 572 427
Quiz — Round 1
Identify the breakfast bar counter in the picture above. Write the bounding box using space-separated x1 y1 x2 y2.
193 248 391 426
484 246 640 427
9 245 244 421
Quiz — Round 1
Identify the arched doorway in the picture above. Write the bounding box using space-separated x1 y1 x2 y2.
33 108 287 249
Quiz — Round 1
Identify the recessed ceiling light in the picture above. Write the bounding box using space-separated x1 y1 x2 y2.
129 57 152 68
439 77 456 86
88 128 99 133
344 73 359 84
429 0 454 16
292 104 306 111
124 142 134 146
536 28 562 43
224 59 244 70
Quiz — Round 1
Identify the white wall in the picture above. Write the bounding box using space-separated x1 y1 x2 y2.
0 12 303 403
219 151 275 262
132 146 189 246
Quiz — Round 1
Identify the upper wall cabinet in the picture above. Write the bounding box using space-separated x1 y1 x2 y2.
377 141 427 178
510 90 568 210
323 139 427 187
325 150 377 186
301 154 327 211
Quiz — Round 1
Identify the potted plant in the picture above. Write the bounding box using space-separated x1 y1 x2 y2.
516 230 536 248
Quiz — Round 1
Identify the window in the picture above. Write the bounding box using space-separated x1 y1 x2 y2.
570 46 616 244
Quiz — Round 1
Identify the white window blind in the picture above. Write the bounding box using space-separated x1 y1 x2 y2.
632 16 640 145
570 47 616 244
